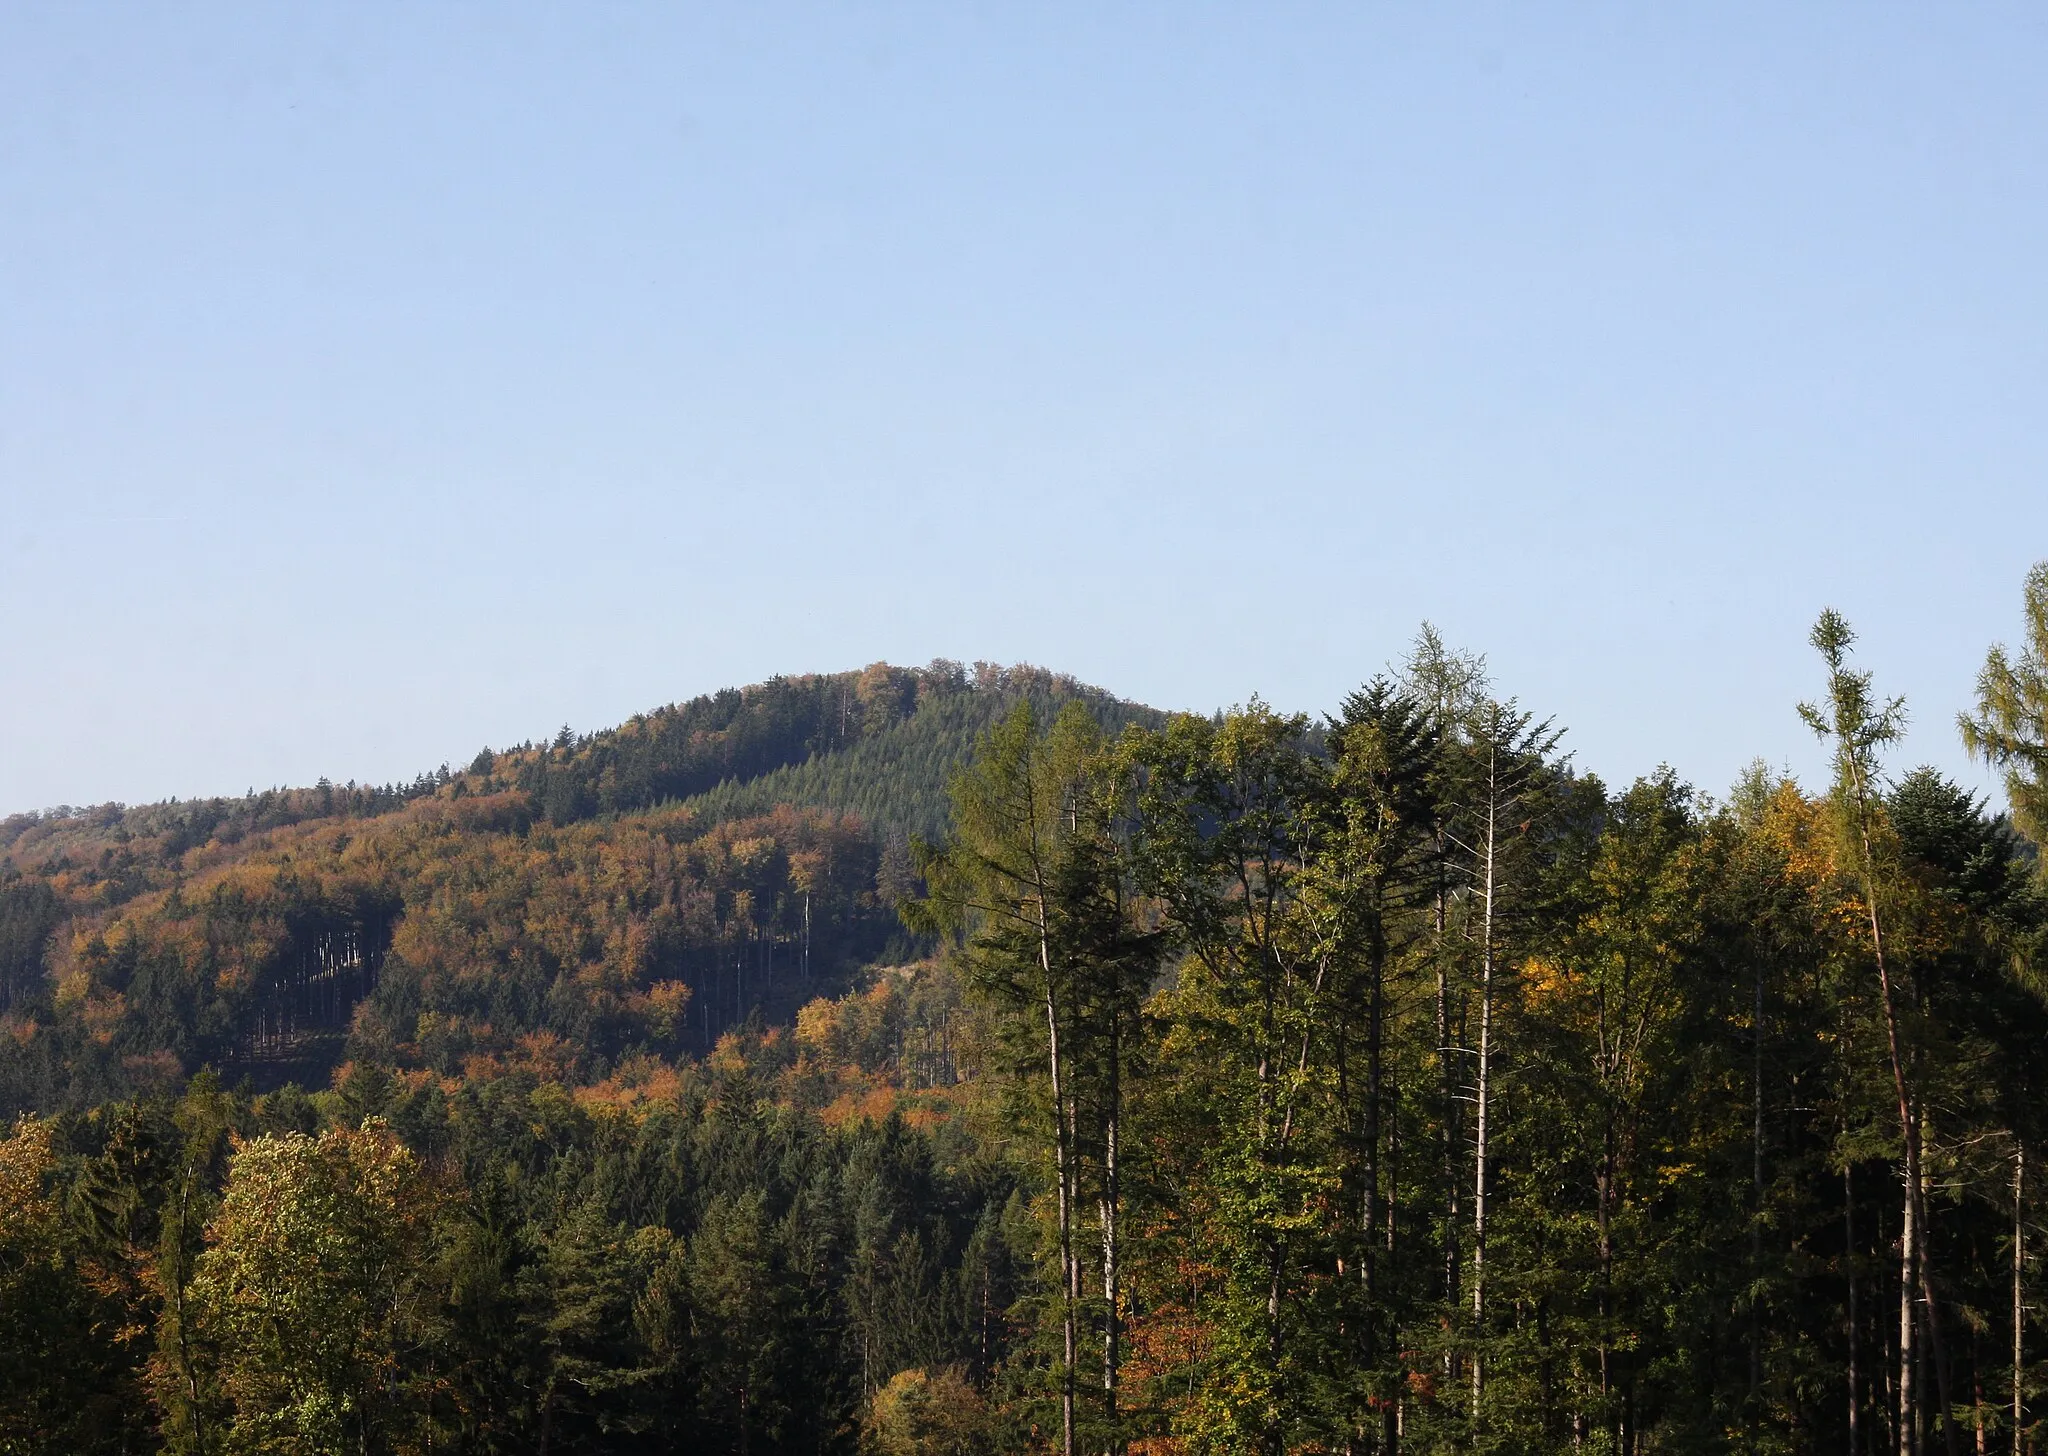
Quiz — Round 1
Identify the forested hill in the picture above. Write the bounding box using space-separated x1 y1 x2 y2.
1 658 1151 859
7 584 2048 1456
678 667 1163 839
0 659 1158 1114
551 658 1162 840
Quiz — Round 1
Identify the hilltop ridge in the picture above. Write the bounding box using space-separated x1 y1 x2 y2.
0 660 1163 1115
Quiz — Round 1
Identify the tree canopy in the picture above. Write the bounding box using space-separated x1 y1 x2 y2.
6 582 2048 1456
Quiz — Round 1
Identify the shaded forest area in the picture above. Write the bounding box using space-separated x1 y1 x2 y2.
6 569 2048 1456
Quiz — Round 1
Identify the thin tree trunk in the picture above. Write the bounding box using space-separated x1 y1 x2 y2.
1844 753 1950 1456
1599 1089 1614 1439
1364 944 1382 1313
1367 934 1390 1456
1889 1270 1901 1456
1470 742 1498 1419
1753 954 1767 1442
1979 1337 1990 1456
1436 830 1461 1366
1923 1137 1961 1456
1386 1063 1401 1456
1905 1166 1919 1456
1028 779 1079 1456
1043 962 1078 1456
2017 1144 2027 1456
1852 1162 1862 1456
1037 762 1096 1456
1102 1002 1123 1456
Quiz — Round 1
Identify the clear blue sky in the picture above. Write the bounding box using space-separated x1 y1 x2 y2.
4 4 2044 814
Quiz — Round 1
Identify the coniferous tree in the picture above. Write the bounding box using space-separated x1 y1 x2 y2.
1962 561 2048 866
909 701 1142 1456
1802 608 1955 1456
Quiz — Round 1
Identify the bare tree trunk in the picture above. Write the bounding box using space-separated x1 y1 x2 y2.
2018 1144 2027 1456
1905 1170 1920 1456
1923 1133 1960 1456
1386 1069 1402 1456
1753 955 1767 1442
1843 751 1952 1456
1016 757 1084 1456
1852 1163 1862 1456
1599 1090 1614 1441
1044 961 1078 1456
1435 831 1461 1381
1027 783 1079 1456
1367 939 1392 1456
1102 1005 1123 1456
1470 742 1498 1419
1979 1338 1990 1456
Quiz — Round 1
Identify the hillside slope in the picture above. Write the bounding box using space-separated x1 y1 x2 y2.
0 660 1161 1116
680 663 1162 839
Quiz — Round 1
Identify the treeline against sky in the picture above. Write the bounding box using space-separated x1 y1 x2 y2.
0 662 1133 1114
5 568 2048 1455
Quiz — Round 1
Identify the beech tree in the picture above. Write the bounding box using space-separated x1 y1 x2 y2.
189 1121 442 1453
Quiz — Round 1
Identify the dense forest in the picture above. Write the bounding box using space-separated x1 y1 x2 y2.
5 568 2048 1456
0 660 1141 1113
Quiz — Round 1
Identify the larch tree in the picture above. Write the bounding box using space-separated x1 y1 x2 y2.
1802 608 1956 1456
1961 560 2048 866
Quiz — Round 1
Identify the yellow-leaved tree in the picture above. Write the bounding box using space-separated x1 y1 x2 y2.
189 1120 442 1454
863 1367 989 1456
